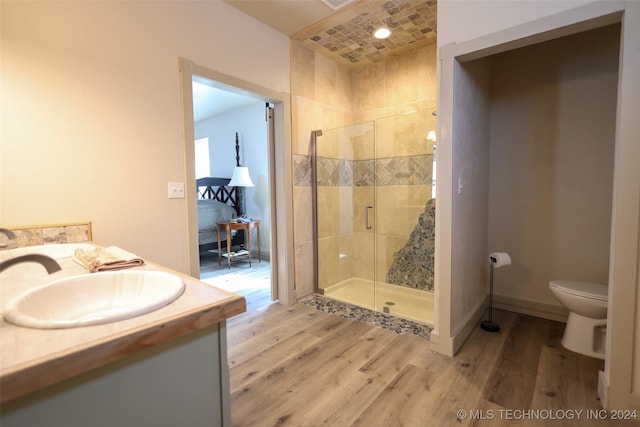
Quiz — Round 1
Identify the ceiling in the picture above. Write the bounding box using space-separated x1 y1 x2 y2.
223 0 345 36
195 0 437 121
192 79 259 122
227 0 437 67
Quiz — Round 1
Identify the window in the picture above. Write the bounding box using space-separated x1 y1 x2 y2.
195 137 210 179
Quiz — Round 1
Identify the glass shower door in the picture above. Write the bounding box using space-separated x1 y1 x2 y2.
315 121 376 310
374 108 436 324
314 107 436 325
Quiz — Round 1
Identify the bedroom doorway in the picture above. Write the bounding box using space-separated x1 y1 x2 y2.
179 58 295 306
193 77 272 307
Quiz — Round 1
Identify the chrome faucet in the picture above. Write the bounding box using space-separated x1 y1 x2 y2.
0 228 18 250
0 254 61 274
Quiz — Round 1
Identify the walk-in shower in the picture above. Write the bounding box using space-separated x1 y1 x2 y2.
312 108 436 325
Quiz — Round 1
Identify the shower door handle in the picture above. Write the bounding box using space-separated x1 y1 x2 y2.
365 205 373 230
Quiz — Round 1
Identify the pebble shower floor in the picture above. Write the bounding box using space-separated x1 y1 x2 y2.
298 294 433 341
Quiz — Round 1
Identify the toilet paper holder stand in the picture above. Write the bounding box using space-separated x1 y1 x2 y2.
481 256 501 333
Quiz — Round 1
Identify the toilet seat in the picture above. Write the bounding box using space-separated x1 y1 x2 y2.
550 280 608 301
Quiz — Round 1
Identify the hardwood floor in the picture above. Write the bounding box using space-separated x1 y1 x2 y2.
199 253 637 426
222 296 637 426
199 249 273 312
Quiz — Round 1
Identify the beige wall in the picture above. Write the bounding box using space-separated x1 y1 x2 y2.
1 1 290 272
449 58 492 333
438 0 602 47
291 42 437 298
488 24 619 312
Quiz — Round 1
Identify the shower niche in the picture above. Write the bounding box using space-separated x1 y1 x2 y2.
313 108 436 325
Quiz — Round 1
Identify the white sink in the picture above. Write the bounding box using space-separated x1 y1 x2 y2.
0 243 96 261
3 270 185 329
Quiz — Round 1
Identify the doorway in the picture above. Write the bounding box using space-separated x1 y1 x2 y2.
192 75 272 307
178 58 296 306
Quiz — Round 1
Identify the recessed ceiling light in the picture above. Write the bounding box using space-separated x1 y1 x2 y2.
373 27 391 39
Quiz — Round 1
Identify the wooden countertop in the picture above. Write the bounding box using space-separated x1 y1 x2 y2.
0 246 246 404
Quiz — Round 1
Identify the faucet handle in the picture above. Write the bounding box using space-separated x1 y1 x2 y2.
0 228 18 250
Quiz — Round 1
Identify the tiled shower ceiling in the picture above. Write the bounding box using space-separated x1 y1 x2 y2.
292 0 437 67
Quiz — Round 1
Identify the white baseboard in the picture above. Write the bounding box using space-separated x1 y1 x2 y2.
493 294 569 322
429 330 454 356
451 295 489 354
430 296 488 357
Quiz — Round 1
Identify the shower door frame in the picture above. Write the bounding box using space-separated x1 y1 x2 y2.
312 122 377 306
312 112 436 324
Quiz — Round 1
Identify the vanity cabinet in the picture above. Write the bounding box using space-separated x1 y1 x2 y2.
1 323 231 427
0 248 244 427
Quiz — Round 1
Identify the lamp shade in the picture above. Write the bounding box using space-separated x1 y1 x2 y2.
228 166 254 187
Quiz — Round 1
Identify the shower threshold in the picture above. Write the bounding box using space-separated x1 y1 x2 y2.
322 277 434 326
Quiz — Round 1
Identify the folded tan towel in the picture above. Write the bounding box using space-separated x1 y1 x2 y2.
73 246 144 272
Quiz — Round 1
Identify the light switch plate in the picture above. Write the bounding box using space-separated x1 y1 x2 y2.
168 182 185 199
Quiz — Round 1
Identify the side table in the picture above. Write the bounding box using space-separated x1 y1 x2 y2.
216 219 261 269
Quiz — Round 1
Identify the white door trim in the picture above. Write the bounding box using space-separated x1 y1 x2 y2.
178 58 296 305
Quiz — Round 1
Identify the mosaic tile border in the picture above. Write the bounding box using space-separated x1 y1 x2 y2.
298 293 432 341
294 154 313 186
293 154 432 187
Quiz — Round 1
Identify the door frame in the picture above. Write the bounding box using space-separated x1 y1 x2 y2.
435 0 639 410
178 58 296 305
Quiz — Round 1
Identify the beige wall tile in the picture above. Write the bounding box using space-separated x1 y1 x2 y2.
291 42 315 99
338 186 354 235
292 96 323 155
317 124 340 159
338 233 354 282
375 115 395 158
317 186 340 238
375 185 430 236
352 232 375 280
293 186 313 244
386 50 418 106
353 62 385 112
417 45 438 100
315 52 339 106
318 235 339 288
322 106 353 132
374 109 433 157
393 111 431 156
339 127 356 161
336 60 354 110
376 234 408 284
351 122 375 161
295 241 315 297
353 186 375 233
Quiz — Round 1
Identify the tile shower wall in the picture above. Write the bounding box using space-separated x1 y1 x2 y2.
291 40 437 298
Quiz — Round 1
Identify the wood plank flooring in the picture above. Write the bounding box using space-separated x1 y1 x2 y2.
200 254 638 426
199 250 273 311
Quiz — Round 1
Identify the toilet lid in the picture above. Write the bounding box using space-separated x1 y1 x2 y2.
550 280 608 301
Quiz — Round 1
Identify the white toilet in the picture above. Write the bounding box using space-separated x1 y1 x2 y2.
549 280 608 359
